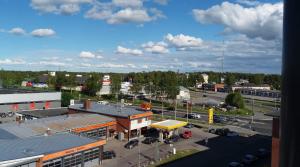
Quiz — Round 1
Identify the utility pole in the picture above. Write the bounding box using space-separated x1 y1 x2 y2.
149 82 153 104
186 100 189 123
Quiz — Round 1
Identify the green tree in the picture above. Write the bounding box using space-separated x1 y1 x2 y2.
61 92 73 107
225 74 236 87
225 92 245 108
84 74 100 96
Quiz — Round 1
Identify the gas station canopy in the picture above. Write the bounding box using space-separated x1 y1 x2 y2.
150 120 188 131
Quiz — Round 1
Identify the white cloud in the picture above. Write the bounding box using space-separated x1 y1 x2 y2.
164 33 203 50
79 51 96 58
112 0 143 8
0 59 26 65
79 51 104 59
31 28 56 37
154 0 169 5
142 41 169 54
30 0 92 15
85 2 165 24
192 2 283 40
39 61 66 66
116 46 143 56
236 0 260 6
107 8 152 24
9 27 26 35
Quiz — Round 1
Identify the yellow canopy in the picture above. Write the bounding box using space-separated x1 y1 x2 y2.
150 120 188 131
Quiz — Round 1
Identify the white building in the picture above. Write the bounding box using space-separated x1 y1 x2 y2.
231 84 271 91
178 86 190 100
98 75 111 95
120 82 132 95
201 74 209 84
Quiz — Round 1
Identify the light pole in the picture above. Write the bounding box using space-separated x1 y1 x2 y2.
149 82 153 104
186 100 189 123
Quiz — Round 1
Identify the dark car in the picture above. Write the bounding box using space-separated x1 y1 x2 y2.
142 137 158 144
215 128 230 136
145 128 159 138
214 115 227 123
242 154 258 165
228 162 244 167
124 139 139 149
165 135 180 144
184 123 194 129
103 151 116 160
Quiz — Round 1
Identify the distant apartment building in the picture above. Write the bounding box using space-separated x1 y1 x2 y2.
98 75 111 95
0 89 61 114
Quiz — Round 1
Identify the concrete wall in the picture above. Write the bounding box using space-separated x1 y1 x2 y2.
0 101 61 113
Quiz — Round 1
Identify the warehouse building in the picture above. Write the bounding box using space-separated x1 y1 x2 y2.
0 88 61 113
16 108 69 120
0 113 116 140
69 101 153 140
0 133 106 167
0 113 117 166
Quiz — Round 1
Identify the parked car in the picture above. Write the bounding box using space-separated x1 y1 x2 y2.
228 162 244 167
142 137 158 144
165 135 180 144
97 101 109 105
242 154 258 165
181 130 192 139
145 128 159 138
215 128 230 136
256 148 270 158
214 115 227 123
124 139 139 149
103 151 116 159
190 113 201 119
184 123 194 129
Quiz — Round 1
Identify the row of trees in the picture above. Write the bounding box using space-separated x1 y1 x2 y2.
0 70 282 97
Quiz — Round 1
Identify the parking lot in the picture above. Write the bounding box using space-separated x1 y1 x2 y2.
100 126 271 167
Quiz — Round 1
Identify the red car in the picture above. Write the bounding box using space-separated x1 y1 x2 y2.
181 130 192 139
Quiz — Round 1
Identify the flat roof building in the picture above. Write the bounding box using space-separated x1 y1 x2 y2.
69 101 153 140
0 113 116 140
0 88 61 114
0 133 105 167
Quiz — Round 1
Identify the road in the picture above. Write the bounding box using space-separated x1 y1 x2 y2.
152 107 273 136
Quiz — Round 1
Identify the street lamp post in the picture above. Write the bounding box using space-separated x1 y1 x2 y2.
149 82 153 105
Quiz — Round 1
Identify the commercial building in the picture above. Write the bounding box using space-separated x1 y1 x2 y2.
0 113 116 140
0 133 105 167
69 101 153 140
16 108 69 120
231 84 271 91
0 112 114 167
0 89 61 113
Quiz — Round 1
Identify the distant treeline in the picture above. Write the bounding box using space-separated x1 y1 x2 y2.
0 70 281 98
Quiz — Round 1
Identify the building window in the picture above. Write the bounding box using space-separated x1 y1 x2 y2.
43 158 62 167
80 128 107 139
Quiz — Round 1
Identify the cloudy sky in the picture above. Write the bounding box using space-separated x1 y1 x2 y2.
0 0 282 73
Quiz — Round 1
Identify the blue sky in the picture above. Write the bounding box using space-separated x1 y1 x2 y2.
0 0 282 73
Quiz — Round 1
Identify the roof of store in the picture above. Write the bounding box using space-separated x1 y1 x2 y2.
18 108 69 118
0 88 55 94
0 133 99 162
150 120 187 131
69 102 152 118
0 113 115 139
